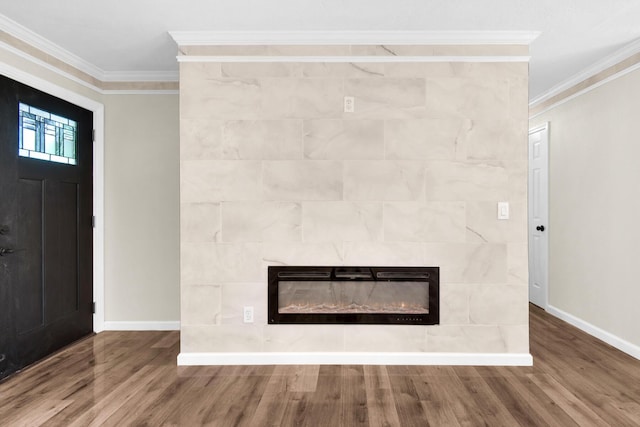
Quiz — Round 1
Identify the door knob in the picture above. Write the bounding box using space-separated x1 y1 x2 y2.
0 247 14 256
536 225 545 232
0 225 8 235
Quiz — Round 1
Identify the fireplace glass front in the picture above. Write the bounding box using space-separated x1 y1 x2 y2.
268 266 439 325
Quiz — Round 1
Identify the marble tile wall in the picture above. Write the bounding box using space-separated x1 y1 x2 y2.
179 49 529 355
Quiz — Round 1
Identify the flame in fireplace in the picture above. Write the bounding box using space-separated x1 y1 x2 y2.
279 301 428 314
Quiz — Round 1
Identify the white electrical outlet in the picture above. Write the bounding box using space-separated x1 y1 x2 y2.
344 96 355 113
243 306 254 323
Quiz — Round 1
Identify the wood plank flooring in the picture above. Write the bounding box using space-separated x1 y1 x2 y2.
1 305 640 426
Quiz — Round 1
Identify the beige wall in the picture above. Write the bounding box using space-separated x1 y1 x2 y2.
531 68 640 347
1 47 181 325
179 50 530 355
104 95 180 322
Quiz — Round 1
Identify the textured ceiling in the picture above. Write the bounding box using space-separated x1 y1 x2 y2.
1 0 640 99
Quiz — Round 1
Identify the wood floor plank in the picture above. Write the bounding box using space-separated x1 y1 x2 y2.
363 365 402 427
294 365 342 427
387 368 430 426
413 372 461 427
492 366 580 427
248 373 290 426
340 365 369 426
454 368 522 426
529 373 610 427
1 399 73 427
1 305 640 426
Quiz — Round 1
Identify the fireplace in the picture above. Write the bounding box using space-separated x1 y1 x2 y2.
268 266 439 325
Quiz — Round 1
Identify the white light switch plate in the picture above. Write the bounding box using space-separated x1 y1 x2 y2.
497 202 509 220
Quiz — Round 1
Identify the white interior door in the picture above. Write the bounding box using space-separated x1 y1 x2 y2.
528 123 549 309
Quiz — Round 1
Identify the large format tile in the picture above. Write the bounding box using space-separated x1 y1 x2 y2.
221 201 301 242
181 160 262 202
181 202 221 242
263 160 343 201
221 120 303 160
499 324 530 353
466 201 527 244
221 62 298 78
289 79 344 119
344 242 425 265
181 325 264 352
384 202 466 242
304 119 384 160
181 78 263 119
508 243 529 285
469 285 529 325
181 285 221 326
344 161 425 201
424 243 468 284
181 242 262 284
178 58 529 356
439 283 471 325
385 119 465 160
343 326 427 352
302 201 383 242
301 62 385 78
264 325 345 352
344 78 426 119
220 282 268 325
463 244 508 284
180 118 223 160
424 161 509 201
463 119 527 161
425 77 510 121
261 242 344 269
427 325 508 353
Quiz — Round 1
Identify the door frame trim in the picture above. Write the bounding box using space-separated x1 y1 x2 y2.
528 122 550 310
0 63 105 332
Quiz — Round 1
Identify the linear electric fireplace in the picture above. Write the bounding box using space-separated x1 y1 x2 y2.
268 266 439 325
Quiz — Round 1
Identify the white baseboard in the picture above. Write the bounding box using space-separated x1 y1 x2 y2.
177 352 533 366
547 305 640 361
103 321 180 331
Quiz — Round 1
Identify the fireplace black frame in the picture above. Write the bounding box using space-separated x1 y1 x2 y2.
268 266 439 325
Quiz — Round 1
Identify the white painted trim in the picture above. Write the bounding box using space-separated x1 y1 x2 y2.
530 37 640 109
101 70 179 82
177 352 533 366
547 305 640 361
1 14 179 84
1 42 179 95
102 90 179 95
0 62 105 333
104 321 181 331
0 41 103 93
177 55 530 64
0 14 104 79
529 61 640 119
169 30 540 46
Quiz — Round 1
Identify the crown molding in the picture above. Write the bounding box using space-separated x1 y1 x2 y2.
0 13 178 85
177 55 530 63
169 30 539 47
0 13 105 79
101 70 179 82
529 61 640 119
530 37 640 108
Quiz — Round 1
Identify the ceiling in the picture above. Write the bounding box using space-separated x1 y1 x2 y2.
1 0 640 100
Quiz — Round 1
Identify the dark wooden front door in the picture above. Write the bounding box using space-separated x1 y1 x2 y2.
0 75 93 381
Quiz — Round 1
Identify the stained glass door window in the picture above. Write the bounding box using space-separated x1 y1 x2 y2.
18 102 77 165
